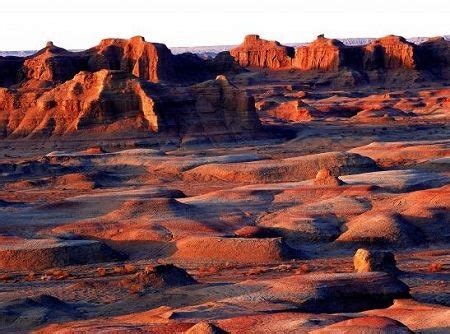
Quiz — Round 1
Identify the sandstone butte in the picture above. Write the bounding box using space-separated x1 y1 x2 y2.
230 34 449 73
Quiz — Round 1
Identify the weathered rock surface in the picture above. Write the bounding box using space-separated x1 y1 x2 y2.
171 236 292 264
310 316 413 334
0 236 123 271
293 35 346 71
86 36 174 83
183 151 378 183
337 212 424 248
0 71 260 141
230 34 294 69
353 248 399 275
0 295 81 332
231 33 449 80
363 35 418 70
314 168 345 186
185 321 226 334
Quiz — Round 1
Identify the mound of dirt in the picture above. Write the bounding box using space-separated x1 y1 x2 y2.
50 197 214 242
185 321 226 334
0 295 80 332
350 140 450 167
166 272 410 318
183 151 378 183
119 264 197 290
337 213 424 247
171 236 292 264
0 237 123 271
310 316 413 334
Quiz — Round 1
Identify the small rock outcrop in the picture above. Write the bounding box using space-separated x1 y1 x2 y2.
185 322 227 334
353 248 399 275
314 168 345 186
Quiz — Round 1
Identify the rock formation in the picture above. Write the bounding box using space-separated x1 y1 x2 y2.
353 248 399 275
0 236 123 271
86 36 174 83
21 41 89 83
314 168 345 186
185 322 226 334
363 35 418 70
230 34 294 69
230 33 449 79
0 70 260 141
293 35 346 71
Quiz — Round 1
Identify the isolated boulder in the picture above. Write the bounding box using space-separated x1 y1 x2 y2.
353 248 399 275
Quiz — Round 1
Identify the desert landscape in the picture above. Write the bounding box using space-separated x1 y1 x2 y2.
0 29 449 333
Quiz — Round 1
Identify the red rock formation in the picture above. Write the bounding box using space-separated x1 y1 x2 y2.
363 35 418 70
293 35 345 71
87 36 175 83
21 41 89 83
0 71 260 141
230 34 294 69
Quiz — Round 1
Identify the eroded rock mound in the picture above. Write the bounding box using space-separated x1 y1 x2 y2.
314 168 345 186
311 316 413 334
183 151 378 183
0 236 123 271
119 264 197 290
185 321 226 334
337 213 424 247
171 236 291 264
0 295 81 332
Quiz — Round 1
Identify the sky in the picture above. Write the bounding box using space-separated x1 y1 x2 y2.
0 0 449 50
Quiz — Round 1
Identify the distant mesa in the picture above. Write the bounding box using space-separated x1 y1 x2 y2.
230 33 449 74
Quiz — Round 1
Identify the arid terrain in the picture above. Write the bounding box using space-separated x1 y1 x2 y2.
0 33 449 333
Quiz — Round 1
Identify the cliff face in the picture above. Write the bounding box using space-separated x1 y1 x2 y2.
87 36 175 83
363 35 417 70
293 36 345 71
230 35 294 69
